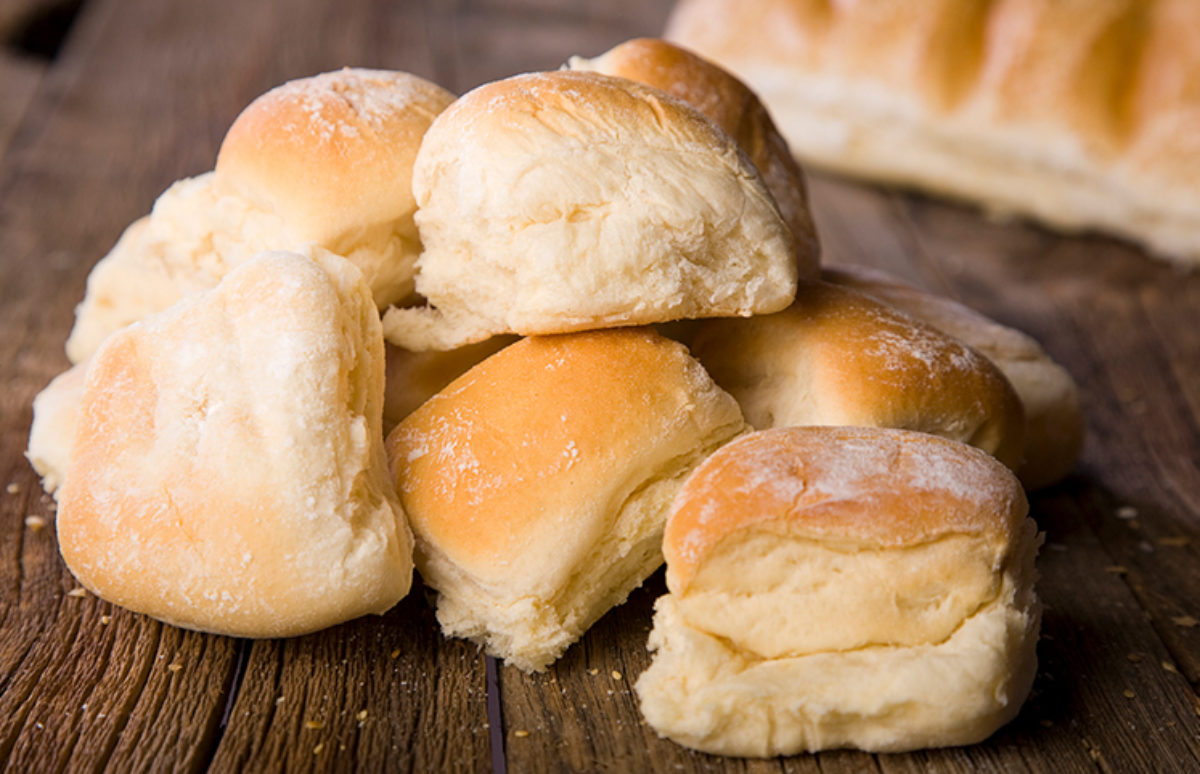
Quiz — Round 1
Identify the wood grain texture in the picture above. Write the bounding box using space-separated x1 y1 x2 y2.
0 51 42 161
0 0 1198 771
209 581 489 774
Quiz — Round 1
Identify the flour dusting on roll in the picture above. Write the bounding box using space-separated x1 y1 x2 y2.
58 248 412 638
67 68 454 362
824 265 1084 489
383 70 801 351
690 280 1026 470
567 37 819 264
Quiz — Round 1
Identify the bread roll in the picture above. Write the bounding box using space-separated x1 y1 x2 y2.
26 362 88 498
689 280 1025 469
57 249 412 638
666 0 1200 264
382 70 801 351
66 68 454 362
637 426 1041 755
567 38 818 263
386 328 745 671
825 265 1084 488
382 337 518 433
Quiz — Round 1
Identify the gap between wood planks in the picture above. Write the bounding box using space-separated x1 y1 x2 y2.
487 655 507 774
190 638 253 772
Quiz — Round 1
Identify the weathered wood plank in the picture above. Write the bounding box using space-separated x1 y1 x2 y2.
439 1 675 91
0 0 247 766
209 580 489 774
0 51 42 161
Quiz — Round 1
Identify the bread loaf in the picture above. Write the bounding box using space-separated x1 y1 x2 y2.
667 0 1200 264
637 426 1041 755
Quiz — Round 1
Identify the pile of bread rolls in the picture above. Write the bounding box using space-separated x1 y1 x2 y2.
27 38 1083 757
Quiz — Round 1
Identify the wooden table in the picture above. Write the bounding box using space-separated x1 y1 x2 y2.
1 1 1197 771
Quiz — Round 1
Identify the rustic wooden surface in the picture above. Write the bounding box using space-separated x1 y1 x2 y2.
0 0 1197 771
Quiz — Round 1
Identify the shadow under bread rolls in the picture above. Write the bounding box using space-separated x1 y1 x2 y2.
385 328 746 672
57 249 413 638
567 37 819 264
636 426 1041 756
824 264 1084 489
67 68 455 363
689 280 1026 470
382 70 802 352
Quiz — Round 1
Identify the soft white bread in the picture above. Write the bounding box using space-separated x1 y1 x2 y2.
56 248 413 638
382 337 518 433
689 280 1026 470
567 38 819 263
636 426 1041 755
26 362 88 498
666 0 1200 264
825 265 1084 488
385 329 746 671
382 70 801 351
66 68 454 362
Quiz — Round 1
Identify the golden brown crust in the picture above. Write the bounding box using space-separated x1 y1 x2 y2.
690 280 1026 470
823 265 1085 489
569 38 818 266
663 426 1028 594
385 327 745 669
382 337 519 432
387 328 744 583
822 266 1044 362
216 68 455 250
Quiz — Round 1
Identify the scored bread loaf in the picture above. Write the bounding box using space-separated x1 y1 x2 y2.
637 426 1041 755
666 0 1200 264
567 38 818 262
825 265 1084 488
689 280 1026 470
382 70 802 352
57 248 412 638
67 68 454 362
386 328 746 671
